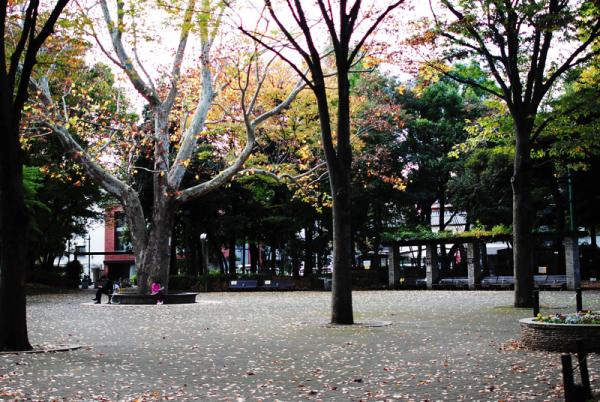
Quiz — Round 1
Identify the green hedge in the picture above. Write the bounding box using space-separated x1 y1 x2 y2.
29 270 66 288
383 224 512 242
65 260 82 288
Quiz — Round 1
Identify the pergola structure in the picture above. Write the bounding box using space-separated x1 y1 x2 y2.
385 232 584 290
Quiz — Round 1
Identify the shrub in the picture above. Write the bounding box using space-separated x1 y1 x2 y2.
168 275 197 290
29 269 65 288
64 260 83 288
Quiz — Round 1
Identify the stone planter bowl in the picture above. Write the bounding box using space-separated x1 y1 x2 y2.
520 317 600 353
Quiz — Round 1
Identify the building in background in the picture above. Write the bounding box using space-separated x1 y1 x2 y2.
103 206 136 281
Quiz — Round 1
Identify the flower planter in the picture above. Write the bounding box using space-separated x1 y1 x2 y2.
519 317 600 353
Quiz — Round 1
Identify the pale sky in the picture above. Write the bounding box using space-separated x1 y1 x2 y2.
83 0 434 111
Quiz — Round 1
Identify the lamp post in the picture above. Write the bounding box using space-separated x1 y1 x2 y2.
87 235 92 277
562 169 580 290
200 233 208 292
567 169 575 233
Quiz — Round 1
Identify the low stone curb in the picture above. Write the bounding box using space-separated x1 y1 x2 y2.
296 320 392 328
0 344 83 355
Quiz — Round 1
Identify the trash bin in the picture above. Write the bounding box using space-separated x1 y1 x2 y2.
323 278 332 291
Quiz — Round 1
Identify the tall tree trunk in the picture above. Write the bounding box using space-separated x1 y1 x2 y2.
130 201 175 294
351 229 357 269
438 192 445 231
372 203 382 270
304 225 313 277
316 250 323 275
292 253 300 279
329 60 354 324
184 214 199 276
280 248 287 276
169 225 177 276
512 126 534 308
0 0 69 352
228 237 237 276
0 120 32 351
241 240 246 274
43 253 56 271
330 180 354 324
270 243 277 276
249 241 258 274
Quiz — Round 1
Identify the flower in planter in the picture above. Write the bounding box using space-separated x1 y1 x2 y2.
534 311 600 324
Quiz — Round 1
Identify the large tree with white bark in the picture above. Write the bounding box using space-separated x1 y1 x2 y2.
33 0 305 294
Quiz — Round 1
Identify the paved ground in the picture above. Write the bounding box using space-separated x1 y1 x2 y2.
2 289 600 401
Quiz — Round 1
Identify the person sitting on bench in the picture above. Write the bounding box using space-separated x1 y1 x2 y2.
93 276 114 304
109 280 120 304
151 279 165 305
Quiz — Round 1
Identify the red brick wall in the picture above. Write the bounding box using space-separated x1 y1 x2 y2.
104 208 116 254
103 206 134 270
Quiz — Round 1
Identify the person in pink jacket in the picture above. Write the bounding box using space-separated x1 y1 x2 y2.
151 279 164 305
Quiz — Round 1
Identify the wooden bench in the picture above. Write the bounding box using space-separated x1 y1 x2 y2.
535 275 567 290
435 277 469 289
398 277 426 288
228 280 258 290
480 276 515 289
261 279 295 290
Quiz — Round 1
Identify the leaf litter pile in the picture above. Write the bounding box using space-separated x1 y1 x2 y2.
1 290 600 400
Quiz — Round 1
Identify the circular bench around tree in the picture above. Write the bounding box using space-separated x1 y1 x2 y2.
111 292 198 305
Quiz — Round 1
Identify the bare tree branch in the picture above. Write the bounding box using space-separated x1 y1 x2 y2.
239 27 314 89
164 0 197 111
99 0 161 106
440 0 512 102
176 65 306 203
348 0 405 65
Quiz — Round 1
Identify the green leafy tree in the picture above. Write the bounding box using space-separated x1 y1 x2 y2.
25 137 104 274
351 72 406 268
0 0 70 352
429 0 600 307
245 0 406 324
448 148 513 228
399 66 488 231
32 2 306 295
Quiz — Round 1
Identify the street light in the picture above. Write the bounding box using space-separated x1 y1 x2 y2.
200 233 208 292
88 235 92 277
567 169 575 233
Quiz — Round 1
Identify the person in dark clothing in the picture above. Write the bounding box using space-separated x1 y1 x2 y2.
93 276 114 304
